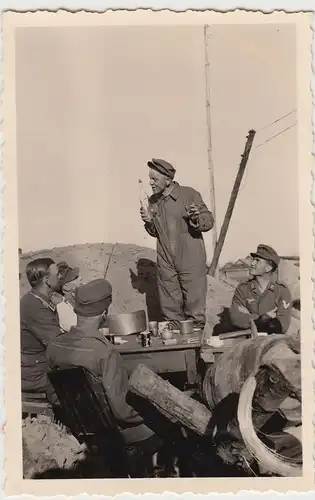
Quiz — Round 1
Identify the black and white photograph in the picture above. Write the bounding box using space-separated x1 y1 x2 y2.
2 9 313 495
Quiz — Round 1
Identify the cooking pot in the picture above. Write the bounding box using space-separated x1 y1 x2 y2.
107 310 147 336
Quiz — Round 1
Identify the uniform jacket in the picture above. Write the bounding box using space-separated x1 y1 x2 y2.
46 327 154 444
230 279 292 333
20 291 62 392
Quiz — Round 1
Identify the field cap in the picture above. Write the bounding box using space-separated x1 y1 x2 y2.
250 244 280 266
74 279 112 317
147 158 176 179
57 261 80 287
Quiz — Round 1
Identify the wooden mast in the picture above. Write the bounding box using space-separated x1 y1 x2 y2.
204 25 218 267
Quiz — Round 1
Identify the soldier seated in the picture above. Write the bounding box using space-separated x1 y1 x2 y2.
229 244 292 334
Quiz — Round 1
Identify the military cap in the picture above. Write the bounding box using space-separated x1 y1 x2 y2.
147 158 176 179
74 279 112 317
57 261 80 287
250 244 280 266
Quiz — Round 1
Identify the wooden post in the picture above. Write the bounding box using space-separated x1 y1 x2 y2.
104 243 116 278
204 25 218 266
129 364 212 436
208 130 256 276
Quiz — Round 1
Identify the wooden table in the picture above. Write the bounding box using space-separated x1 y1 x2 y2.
116 332 203 386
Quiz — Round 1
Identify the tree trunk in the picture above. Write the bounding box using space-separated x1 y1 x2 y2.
129 364 212 436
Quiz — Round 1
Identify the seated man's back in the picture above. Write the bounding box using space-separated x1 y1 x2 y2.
46 279 155 445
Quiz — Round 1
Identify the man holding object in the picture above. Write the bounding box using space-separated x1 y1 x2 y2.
140 158 214 330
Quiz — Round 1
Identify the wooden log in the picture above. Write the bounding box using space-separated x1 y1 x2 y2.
129 364 212 436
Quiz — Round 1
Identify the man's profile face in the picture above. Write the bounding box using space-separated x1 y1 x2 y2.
149 169 170 195
249 257 272 276
46 263 60 291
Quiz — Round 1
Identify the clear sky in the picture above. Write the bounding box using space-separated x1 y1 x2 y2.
15 23 297 263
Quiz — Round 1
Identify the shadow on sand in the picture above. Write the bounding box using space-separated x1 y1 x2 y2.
212 307 238 336
130 258 163 322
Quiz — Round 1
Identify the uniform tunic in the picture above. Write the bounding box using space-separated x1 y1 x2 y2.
20 291 62 397
229 279 292 333
144 182 214 328
46 327 155 444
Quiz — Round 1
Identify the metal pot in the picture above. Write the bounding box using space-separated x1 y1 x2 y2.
107 310 147 336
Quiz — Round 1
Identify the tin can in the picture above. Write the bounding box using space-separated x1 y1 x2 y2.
141 331 151 347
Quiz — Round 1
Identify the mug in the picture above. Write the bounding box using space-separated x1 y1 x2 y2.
180 319 194 335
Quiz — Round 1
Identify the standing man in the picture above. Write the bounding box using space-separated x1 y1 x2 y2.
20 258 62 401
229 244 292 334
140 158 214 330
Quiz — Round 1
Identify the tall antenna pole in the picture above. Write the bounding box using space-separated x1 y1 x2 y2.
204 24 218 262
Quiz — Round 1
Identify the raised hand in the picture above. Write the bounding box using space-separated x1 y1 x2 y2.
185 202 200 223
140 205 153 223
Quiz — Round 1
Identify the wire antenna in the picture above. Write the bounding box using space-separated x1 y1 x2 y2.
259 109 297 131
255 122 297 149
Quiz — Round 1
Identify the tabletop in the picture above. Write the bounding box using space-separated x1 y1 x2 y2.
114 331 231 356
115 332 203 355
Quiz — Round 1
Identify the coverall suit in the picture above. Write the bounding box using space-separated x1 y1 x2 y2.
144 182 214 328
